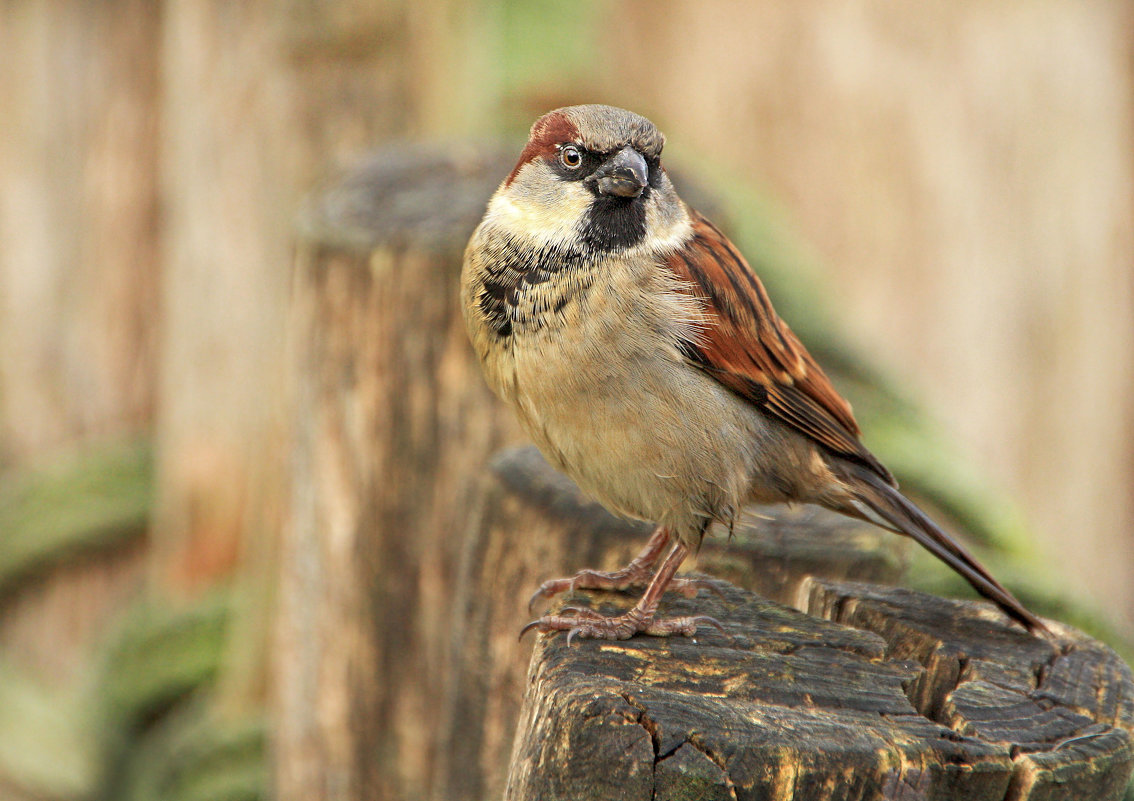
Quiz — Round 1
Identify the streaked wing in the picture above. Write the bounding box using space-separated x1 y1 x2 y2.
667 211 893 482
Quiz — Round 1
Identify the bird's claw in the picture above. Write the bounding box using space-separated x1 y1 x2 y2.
518 609 726 643
518 618 543 641
527 580 574 614
526 567 646 613
527 571 719 612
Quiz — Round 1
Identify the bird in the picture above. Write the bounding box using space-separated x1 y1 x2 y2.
460 104 1047 641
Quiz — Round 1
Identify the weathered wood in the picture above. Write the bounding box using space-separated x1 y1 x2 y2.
507 577 1133 800
278 136 1121 801
156 0 459 729
434 445 910 801
276 144 528 801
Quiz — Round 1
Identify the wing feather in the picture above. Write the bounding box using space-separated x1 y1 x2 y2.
667 211 893 483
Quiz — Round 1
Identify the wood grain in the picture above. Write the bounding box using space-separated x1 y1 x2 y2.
275 144 525 801
507 576 1133 800
435 445 910 801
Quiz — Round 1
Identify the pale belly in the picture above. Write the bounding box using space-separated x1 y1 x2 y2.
497 324 770 535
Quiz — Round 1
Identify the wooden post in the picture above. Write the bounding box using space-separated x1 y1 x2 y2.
275 145 526 801
276 141 1128 801
433 445 910 801
506 577 1133 800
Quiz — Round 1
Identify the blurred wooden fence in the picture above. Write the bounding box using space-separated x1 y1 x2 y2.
604 0 1134 624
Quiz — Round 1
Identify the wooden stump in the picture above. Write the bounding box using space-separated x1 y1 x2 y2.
506 579 1133 801
276 144 529 801
434 446 911 801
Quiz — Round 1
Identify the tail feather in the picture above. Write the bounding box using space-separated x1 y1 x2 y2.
840 465 1049 636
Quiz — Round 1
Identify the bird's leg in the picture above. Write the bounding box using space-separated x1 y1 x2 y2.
521 542 724 641
527 526 718 611
526 525 669 610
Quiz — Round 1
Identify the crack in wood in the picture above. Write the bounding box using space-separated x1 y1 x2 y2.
469 450 1134 799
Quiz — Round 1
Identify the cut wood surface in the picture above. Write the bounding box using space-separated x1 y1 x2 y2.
506 579 1133 801
435 445 911 801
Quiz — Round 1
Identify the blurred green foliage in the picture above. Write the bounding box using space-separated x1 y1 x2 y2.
0 442 263 801
94 593 263 801
0 438 152 599
500 0 598 107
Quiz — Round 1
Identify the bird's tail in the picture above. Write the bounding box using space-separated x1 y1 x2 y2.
838 463 1048 635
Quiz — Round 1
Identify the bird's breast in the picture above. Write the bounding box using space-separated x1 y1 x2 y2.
471 234 587 340
486 256 751 524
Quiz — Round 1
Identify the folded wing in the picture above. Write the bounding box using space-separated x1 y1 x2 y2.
666 211 893 483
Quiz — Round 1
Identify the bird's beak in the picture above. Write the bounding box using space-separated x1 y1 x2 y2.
588 146 648 198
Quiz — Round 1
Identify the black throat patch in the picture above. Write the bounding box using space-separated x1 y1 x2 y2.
579 193 648 252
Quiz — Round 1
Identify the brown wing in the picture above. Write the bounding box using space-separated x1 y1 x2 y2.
668 211 893 483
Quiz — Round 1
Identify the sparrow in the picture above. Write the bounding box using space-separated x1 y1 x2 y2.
461 104 1047 640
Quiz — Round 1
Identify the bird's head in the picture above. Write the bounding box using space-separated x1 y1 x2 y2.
488 105 689 255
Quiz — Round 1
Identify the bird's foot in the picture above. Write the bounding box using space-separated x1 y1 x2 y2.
520 605 724 643
668 576 725 599
528 570 719 612
527 565 651 612
527 525 721 611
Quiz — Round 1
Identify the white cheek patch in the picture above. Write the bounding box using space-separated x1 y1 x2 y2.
488 161 693 257
633 203 692 256
487 164 592 250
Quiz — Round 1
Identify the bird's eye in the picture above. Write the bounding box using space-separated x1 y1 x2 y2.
559 145 583 169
